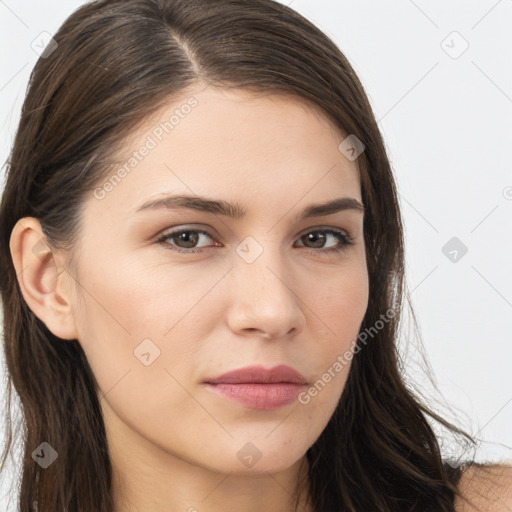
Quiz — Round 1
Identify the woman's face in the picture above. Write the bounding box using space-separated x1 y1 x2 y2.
65 86 369 476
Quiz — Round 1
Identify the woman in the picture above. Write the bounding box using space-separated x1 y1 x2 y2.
0 0 510 510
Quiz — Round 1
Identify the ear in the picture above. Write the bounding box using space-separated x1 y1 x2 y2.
9 217 79 341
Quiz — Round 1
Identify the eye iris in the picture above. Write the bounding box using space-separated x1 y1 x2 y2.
175 231 199 248
304 232 326 248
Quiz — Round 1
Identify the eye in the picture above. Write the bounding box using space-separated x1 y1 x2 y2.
294 228 354 254
156 226 354 254
156 227 218 254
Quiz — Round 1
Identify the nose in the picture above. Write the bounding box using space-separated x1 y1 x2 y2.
225 244 306 340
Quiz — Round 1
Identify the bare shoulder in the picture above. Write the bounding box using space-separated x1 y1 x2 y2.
455 462 512 511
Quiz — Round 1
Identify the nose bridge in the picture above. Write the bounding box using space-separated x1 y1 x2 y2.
235 233 289 294
226 234 305 337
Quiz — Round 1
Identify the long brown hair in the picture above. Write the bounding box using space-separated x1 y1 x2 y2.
0 0 478 510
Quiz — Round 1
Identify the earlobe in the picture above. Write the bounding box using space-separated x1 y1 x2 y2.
9 217 79 341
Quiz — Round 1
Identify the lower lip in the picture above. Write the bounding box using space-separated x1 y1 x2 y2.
204 382 306 410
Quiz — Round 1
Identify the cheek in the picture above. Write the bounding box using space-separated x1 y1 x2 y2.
289 263 368 423
82 257 225 331
303 258 369 345
71 253 237 432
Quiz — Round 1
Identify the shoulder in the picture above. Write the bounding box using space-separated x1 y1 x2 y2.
455 462 512 511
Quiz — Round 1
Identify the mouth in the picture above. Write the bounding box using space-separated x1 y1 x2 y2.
204 382 307 410
203 364 308 410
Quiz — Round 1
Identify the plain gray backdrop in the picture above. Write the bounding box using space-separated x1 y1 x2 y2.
1 0 511 508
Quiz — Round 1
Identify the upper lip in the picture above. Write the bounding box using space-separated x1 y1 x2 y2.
204 364 307 385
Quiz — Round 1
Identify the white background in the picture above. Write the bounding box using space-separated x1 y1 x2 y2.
1 0 511 508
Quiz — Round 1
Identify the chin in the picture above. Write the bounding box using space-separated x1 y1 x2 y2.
214 438 308 476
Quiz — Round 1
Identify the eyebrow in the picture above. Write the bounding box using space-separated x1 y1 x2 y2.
135 194 365 221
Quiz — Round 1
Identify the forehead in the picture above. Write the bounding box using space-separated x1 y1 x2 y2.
88 85 362 218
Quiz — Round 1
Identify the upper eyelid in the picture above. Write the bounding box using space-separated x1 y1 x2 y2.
159 224 350 238
157 225 352 246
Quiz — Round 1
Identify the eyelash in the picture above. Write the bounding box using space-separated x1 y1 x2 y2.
155 226 355 255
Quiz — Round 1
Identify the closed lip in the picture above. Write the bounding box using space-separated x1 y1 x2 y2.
204 364 307 385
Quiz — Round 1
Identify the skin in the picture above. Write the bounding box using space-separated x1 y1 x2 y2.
10 85 369 512
455 464 512 512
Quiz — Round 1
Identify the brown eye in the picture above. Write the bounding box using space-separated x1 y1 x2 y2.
156 228 216 253
295 228 354 254
170 231 201 249
155 226 354 255
301 231 327 248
